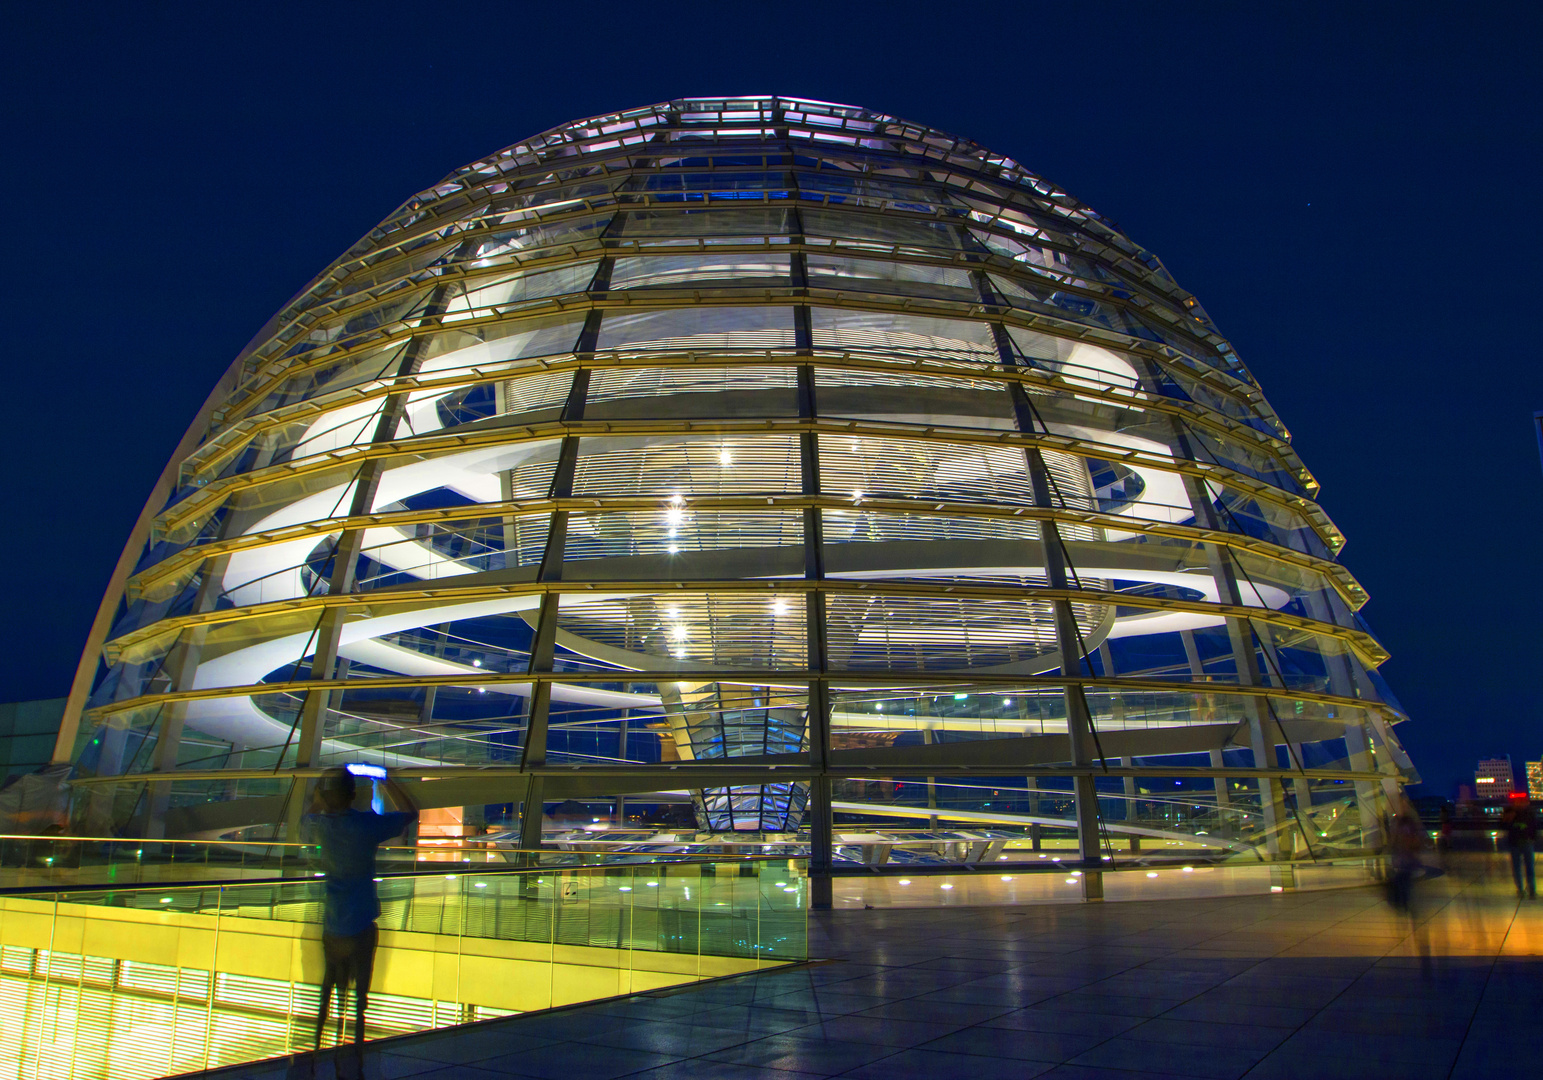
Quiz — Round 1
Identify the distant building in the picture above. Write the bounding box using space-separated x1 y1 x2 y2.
1527 761 1543 798
1476 756 1517 794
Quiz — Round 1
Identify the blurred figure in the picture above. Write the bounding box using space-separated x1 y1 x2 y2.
304 766 418 1071
1387 797 1431 969
1501 793 1536 900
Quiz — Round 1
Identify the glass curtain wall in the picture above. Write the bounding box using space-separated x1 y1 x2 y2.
58 97 1415 896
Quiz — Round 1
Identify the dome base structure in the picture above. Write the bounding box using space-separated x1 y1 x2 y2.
52 97 1416 885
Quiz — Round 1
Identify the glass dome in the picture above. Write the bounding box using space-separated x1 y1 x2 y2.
60 97 1415 879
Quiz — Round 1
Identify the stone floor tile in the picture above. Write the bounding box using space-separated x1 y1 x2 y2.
702 1035 898 1076
473 1044 683 1080
1159 999 1317 1029
384 1030 562 1064
835 1047 1057 1079
617 1061 806 1080
783 1015 966 1048
1242 1049 1454 1080
916 1025 1107 1061
853 997 1018 1025
1123 1017 1293 1051
1029 1065 1214 1080
389 1067 521 1080
979 1007 1146 1037
1067 1036 1266 1079
1271 1029 1462 1068
576 1020 764 1057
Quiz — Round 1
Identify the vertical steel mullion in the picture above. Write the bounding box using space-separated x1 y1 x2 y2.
993 303 1104 894
1153 389 1294 866
518 308 594 852
286 282 459 836
1176 470 1290 859
795 296 833 905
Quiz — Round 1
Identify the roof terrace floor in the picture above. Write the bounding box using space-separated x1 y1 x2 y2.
204 858 1542 1080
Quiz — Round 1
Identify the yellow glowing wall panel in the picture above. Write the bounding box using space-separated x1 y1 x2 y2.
0 896 768 1017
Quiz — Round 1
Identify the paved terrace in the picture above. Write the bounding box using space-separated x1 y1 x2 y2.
213 872 1541 1080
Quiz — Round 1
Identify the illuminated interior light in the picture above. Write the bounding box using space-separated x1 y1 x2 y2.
939 883 954 890
474 882 487 888
898 879 911 885
719 449 733 465
1001 875 1013 881
668 545 679 554
471 659 481 667
1146 872 1158 878
1182 867 1193 872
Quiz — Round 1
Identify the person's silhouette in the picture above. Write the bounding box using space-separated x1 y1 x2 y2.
302 766 417 1066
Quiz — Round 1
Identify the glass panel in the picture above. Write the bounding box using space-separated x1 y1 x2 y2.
609 253 791 288
572 434 801 499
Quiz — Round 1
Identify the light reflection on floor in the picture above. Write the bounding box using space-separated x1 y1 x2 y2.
831 860 1377 908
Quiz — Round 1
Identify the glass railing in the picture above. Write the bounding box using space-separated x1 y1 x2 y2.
0 856 807 1079
825 777 1387 867
0 834 739 893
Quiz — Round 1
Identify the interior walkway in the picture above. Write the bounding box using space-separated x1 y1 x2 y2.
209 869 1542 1080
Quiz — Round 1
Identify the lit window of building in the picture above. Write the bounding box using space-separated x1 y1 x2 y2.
1476 757 1516 794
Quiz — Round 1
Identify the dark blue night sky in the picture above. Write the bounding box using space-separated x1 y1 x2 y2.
2 2 1539 797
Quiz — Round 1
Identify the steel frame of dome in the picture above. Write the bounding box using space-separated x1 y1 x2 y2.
55 96 1415 900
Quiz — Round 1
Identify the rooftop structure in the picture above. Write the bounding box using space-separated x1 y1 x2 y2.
54 97 1415 894
1477 756 1517 794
